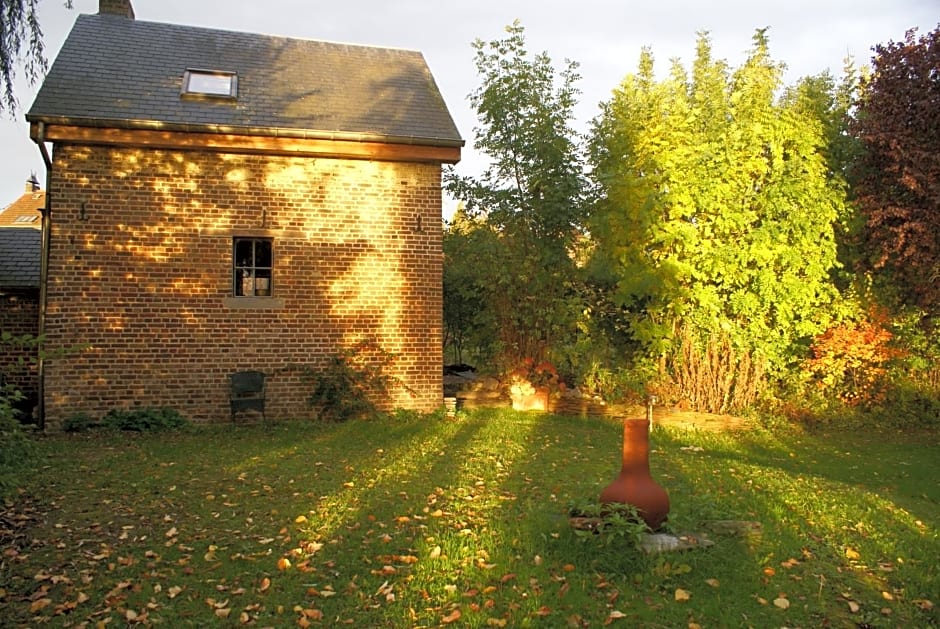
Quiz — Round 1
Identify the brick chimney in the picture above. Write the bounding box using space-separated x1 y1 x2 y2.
99 0 135 19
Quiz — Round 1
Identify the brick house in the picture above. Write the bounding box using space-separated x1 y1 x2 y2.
26 0 462 428
0 177 44 418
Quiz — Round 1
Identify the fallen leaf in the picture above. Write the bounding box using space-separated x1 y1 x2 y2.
486 618 507 627
705 578 720 588
845 547 860 560
605 610 627 625
277 557 291 571
429 545 442 559
258 577 271 593
215 607 231 618
847 600 860 613
165 527 178 538
167 586 183 599
30 598 52 613
534 605 552 616
441 609 462 624
675 588 691 602
773 596 790 609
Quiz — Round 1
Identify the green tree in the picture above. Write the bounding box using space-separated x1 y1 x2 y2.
444 21 587 373
588 30 848 410
442 206 495 366
0 0 72 115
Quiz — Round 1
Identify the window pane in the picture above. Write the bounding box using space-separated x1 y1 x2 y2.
187 72 233 96
234 239 253 268
255 240 273 267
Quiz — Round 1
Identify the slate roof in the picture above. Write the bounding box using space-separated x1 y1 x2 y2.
27 13 463 148
0 229 41 289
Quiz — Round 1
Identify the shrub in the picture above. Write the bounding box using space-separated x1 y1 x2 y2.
305 338 404 421
657 327 766 414
803 309 903 409
102 407 188 432
62 412 101 433
578 362 654 404
0 382 34 497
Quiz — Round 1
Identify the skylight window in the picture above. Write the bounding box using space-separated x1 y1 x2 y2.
182 69 237 99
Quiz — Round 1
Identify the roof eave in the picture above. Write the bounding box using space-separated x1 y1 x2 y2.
25 114 465 149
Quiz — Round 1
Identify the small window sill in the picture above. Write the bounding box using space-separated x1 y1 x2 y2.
223 297 285 310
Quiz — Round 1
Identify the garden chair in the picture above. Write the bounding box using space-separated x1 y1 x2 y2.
229 370 266 424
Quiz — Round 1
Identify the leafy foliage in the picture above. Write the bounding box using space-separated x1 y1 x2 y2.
0 0 72 116
803 308 902 408
61 412 99 433
444 21 587 375
442 208 497 366
0 381 33 497
304 338 401 421
569 500 649 546
587 30 848 403
101 406 188 432
851 25 940 313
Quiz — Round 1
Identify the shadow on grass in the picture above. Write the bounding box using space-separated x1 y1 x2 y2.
4 411 937 627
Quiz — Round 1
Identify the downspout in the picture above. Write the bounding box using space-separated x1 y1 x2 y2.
35 122 53 431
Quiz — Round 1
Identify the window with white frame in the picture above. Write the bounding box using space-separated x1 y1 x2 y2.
182 69 237 99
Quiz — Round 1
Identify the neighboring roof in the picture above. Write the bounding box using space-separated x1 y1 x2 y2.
0 229 41 289
0 190 44 229
26 13 463 149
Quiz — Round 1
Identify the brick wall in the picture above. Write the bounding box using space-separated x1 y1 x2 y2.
0 290 40 418
43 145 443 427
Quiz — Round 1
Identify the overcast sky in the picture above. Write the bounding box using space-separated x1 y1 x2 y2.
1 0 936 214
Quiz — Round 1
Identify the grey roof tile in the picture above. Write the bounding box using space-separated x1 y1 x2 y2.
0 229 41 288
28 14 463 147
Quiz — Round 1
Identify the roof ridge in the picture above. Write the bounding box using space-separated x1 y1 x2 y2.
78 12 424 54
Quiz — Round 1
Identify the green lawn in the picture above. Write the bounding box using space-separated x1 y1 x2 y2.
1 410 937 627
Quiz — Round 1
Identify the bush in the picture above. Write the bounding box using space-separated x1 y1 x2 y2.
305 339 403 421
102 407 188 432
0 383 34 497
62 412 101 433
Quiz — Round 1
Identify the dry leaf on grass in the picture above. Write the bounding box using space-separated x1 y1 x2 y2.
441 609 462 623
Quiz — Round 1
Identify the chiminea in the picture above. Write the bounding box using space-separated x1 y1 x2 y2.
599 397 670 529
